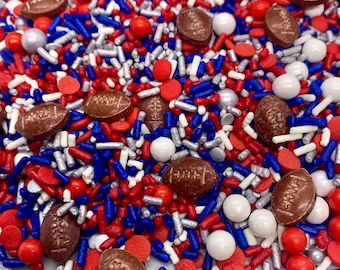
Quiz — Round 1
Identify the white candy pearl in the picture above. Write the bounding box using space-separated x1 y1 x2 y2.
302 38 327 63
150 137 176 162
321 77 340 102
306 196 329 224
213 13 236 36
272 74 301 100
284 61 309 81
311 170 335 197
21 28 47 54
223 194 251 222
218 89 239 109
206 230 236 261
305 4 324 18
248 209 277 238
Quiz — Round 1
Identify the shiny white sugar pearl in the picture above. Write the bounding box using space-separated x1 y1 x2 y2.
223 194 251 222
206 230 236 261
213 13 236 36
305 4 324 18
306 196 329 224
218 89 239 109
21 28 47 54
302 38 327 63
284 61 309 81
321 77 340 102
311 170 335 197
150 137 176 162
272 74 301 100
248 209 277 238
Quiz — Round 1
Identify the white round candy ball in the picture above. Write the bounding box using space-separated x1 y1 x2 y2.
272 74 301 100
305 4 324 18
284 61 309 81
311 170 335 197
218 89 239 109
223 194 251 222
206 230 236 261
321 77 340 102
21 28 47 54
248 209 277 238
150 137 176 162
306 196 329 224
213 13 236 36
302 38 327 63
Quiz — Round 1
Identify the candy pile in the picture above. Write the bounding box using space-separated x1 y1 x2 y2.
0 0 339 269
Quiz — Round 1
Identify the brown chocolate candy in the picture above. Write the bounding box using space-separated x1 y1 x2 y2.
99 249 145 270
21 0 68 19
83 91 132 122
177 8 213 47
16 103 69 140
264 5 300 48
272 168 316 226
254 95 292 147
164 156 218 198
41 204 80 262
139 96 167 132
292 0 326 7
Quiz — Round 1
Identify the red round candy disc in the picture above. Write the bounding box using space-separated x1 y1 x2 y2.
328 188 340 215
131 16 153 39
160 79 182 101
281 228 307 255
0 209 24 229
311 16 328 33
18 239 44 265
328 116 340 141
58 76 80 95
125 235 151 263
153 59 172 82
38 167 60 186
328 216 340 242
234 44 256 58
278 148 301 172
286 255 315 270
0 225 22 250
253 174 273 193
5 32 24 53
327 241 340 266
217 247 246 269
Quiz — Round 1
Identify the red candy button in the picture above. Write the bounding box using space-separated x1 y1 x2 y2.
328 188 340 215
37 166 60 186
253 174 273 193
0 225 22 250
311 16 328 33
125 235 151 263
58 76 80 95
328 216 340 242
131 16 153 39
153 59 172 82
249 0 270 20
328 116 340 141
5 32 24 53
234 44 256 58
153 184 174 206
33 17 52 33
282 228 307 255
217 247 246 269
176 259 196 270
18 239 44 265
67 178 88 199
327 241 340 266
160 79 182 101
286 255 315 270
278 148 301 172
0 209 24 229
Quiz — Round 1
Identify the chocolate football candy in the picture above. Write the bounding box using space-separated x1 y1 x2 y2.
177 8 213 47
254 95 292 147
164 156 218 198
139 95 167 132
99 249 145 270
15 103 69 140
21 0 68 19
272 168 316 226
40 204 80 262
264 5 300 48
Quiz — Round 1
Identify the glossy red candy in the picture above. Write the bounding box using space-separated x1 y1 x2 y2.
286 255 315 270
249 0 270 20
66 178 88 199
328 216 340 242
153 184 174 206
153 59 172 82
131 16 153 39
18 240 44 265
33 17 52 33
282 228 307 255
328 188 340 215
5 32 24 53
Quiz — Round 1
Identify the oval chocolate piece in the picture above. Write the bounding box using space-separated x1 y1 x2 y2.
41 204 80 262
164 157 218 198
264 5 300 48
272 168 316 226
177 8 213 47
140 96 167 132
21 0 68 19
292 0 326 7
254 95 292 147
83 91 132 121
99 249 145 270
16 103 69 140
